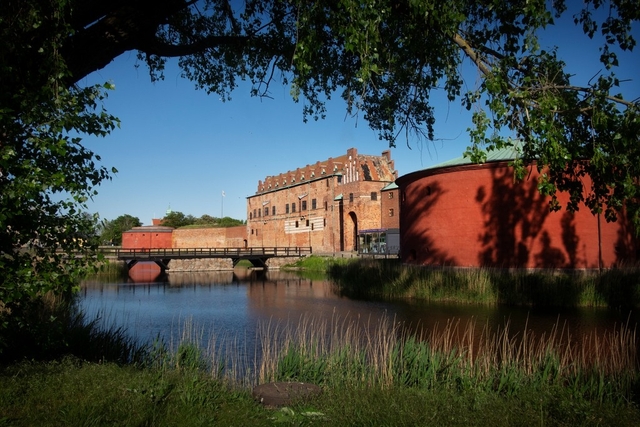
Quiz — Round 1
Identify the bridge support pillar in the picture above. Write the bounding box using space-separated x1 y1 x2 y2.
154 259 170 273
124 260 138 270
232 257 269 269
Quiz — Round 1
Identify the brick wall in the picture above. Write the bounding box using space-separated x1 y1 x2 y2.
122 226 173 249
247 148 397 253
380 186 400 230
172 226 247 248
397 161 638 268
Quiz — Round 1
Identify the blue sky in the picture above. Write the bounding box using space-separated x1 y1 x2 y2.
79 12 639 225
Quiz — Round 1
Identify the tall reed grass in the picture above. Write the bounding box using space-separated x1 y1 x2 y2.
329 259 640 308
0 291 146 364
151 312 639 404
82 260 128 283
251 313 639 403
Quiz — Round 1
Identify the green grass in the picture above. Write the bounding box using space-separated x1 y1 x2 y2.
329 259 640 308
3 260 640 425
255 314 639 403
2 360 638 426
234 259 254 268
2 311 640 426
282 255 337 271
2 304 640 426
0 359 271 427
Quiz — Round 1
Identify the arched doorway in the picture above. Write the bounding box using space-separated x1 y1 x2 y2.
347 212 358 251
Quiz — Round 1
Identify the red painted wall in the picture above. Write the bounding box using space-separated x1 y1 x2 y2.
397 162 637 268
121 226 173 249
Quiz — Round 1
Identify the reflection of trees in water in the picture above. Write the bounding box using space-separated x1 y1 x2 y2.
163 269 321 287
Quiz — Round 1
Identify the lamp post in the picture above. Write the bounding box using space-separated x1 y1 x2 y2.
221 190 225 218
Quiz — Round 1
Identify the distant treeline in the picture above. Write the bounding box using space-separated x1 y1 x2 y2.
98 212 245 245
161 211 245 229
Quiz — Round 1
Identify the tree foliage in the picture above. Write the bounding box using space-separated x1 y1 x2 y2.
40 0 637 230
1 0 120 352
1 0 639 351
99 215 142 245
161 212 244 228
216 216 246 227
161 211 196 228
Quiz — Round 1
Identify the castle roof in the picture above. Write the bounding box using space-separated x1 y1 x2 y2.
255 148 397 195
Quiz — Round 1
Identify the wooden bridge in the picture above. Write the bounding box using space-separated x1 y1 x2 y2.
104 247 312 272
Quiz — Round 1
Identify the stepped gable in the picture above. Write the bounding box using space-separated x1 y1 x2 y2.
256 148 396 194
357 150 396 182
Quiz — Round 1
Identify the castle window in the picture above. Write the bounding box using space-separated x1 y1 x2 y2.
311 223 314 230
295 220 299 228
292 203 296 213
311 199 317 210
301 200 307 211
306 219 310 227
250 212 253 220
388 192 394 199
286 203 290 214
349 193 354 203
337 176 342 184
264 207 269 216
389 208 394 217
272 206 276 215
324 201 328 210
258 209 261 217
371 192 377 201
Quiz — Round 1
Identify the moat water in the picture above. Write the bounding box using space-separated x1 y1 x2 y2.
79 267 639 364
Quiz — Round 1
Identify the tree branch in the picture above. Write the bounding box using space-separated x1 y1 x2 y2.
452 33 638 110
136 35 250 58
451 33 492 76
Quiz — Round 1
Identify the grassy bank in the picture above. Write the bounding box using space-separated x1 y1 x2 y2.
2 313 640 426
327 258 640 308
2 359 639 426
4 258 640 425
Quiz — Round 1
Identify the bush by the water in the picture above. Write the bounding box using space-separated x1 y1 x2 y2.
329 258 640 308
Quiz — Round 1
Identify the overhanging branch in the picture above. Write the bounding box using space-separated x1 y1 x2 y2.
452 33 638 110
452 33 492 76
136 35 250 57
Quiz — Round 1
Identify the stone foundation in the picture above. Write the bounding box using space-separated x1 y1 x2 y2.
168 258 234 271
166 256 303 271
265 256 303 269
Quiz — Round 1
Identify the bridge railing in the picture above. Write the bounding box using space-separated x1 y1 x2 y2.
107 247 312 259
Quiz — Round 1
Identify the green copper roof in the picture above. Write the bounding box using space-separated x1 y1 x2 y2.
381 182 398 191
429 142 523 170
